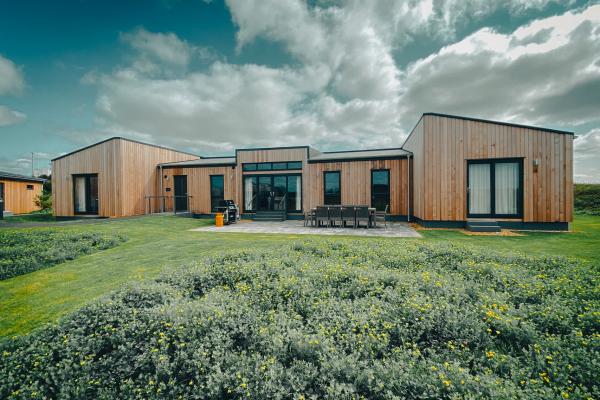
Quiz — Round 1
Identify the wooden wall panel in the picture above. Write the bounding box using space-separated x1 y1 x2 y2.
161 166 237 214
52 138 197 217
418 115 573 223
305 159 409 215
402 118 424 219
0 180 42 214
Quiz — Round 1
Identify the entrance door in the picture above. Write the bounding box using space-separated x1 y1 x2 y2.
257 176 272 211
73 174 99 215
174 175 188 212
272 175 287 211
0 182 4 218
468 159 522 218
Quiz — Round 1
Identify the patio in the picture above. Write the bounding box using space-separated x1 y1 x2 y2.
189 220 421 238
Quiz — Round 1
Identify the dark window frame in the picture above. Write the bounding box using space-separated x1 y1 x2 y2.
210 175 225 213
370 169 390 211
72 173 99 215
466 157 524 218
242 161 303 172
242 173 303 213
323 171 341 205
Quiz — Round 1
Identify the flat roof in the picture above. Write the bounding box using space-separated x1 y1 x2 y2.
159 157 236 168
309 148 411 162
0 171 46 183
51 137 199 162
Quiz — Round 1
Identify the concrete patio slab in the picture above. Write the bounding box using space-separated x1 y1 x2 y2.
189 220 421 237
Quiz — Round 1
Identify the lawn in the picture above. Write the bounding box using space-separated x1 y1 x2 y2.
0 214 599 339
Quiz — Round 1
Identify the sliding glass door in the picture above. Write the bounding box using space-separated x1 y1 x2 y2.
243 174 302 212
467 159 522 218
73 174 99 215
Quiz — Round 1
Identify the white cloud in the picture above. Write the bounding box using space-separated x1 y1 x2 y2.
0 54 25 96
0 105 26 127
120 27 202 67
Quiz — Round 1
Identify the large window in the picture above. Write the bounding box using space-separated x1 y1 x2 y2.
73 174 99 215
243 175 302 212
210 175 224 212
324 171 341 205
468 159 522 217
371 169 390 211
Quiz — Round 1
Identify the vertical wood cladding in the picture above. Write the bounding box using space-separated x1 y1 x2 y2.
0 179 42 214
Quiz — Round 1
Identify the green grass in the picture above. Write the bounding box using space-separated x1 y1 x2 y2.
0 211 57 224
0 214 599 338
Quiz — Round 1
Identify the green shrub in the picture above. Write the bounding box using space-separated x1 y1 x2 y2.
1 241 598 399
574 184 600 215
0 230 126 280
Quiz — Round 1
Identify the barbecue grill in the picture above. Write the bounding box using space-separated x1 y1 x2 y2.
215 200 239 224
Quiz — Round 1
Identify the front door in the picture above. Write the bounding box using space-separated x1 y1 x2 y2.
73 174 99 215
174 175 188 212
257 176 272 211
0 182 4 218
272 175 287 211
467 159 523 218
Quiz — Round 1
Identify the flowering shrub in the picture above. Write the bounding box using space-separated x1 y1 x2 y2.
1 240 598 399
0 230 126 280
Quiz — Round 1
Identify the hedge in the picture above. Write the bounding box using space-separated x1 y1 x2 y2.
1 240 598 399
0 230 126 280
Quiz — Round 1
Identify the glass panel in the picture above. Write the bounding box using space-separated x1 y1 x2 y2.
244 176 257 211
74 176 87 213
272 162 287 170
469 163 491 214
324 172 340 205
371 170 390 211
287 176 298 211
89 176 99 213
287 161 302 170
273 176 287 211
243 163 257 171
257 176 272 210
495 162 519 215
257 163 272 171
210 175 224 212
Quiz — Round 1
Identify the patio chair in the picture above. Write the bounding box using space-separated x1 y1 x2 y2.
304 209 316 227
374 205 389 228
341 206 356 228
328 205 342 227
355 206 370 228
316 206 329 227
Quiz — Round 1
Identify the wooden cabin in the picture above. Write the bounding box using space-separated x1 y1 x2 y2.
52 113 574 229
0 171 45 215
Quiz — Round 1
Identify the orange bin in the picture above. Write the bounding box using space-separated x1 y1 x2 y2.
215 213 224 227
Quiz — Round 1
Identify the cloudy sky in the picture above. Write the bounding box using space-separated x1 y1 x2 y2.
0 0 599 181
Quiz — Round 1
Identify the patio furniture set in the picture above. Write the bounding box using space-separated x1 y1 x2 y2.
304 205 388 228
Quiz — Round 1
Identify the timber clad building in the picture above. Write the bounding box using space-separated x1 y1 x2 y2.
52 113 574 230
0 171 44 215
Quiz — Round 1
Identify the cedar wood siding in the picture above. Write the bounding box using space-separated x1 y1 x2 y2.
0 179 42 214
52 138 196 217
404 114 573 223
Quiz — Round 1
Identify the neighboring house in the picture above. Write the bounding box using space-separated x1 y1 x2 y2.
0 171 45 215
51 113 574 230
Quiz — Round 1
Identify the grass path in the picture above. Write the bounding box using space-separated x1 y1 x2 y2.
1 214 598 338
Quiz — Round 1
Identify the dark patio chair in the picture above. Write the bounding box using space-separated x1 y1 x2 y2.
341 206 356 228
304 209 316 227
355 206 370 228
316 206 329 227
328 206 342 227
374 205 389 228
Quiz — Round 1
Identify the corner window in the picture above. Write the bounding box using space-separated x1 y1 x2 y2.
210 175 224 212
371 170 390 211
324 171 341 205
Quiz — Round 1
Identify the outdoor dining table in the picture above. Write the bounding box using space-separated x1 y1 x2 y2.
309 207 377 228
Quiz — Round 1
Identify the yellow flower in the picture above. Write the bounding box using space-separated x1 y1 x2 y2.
442 380 451 387
486 351 495 359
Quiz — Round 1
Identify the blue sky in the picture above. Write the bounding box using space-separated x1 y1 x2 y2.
0 0 599 181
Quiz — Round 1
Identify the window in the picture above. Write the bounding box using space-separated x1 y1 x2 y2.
468 159 522 217
210 175 224 212
324 171 341 205
242 161 302 171
257 163 272 171
371 170 390 211
26 184 34 190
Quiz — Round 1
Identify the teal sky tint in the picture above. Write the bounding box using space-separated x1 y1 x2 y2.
0 0 598 180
